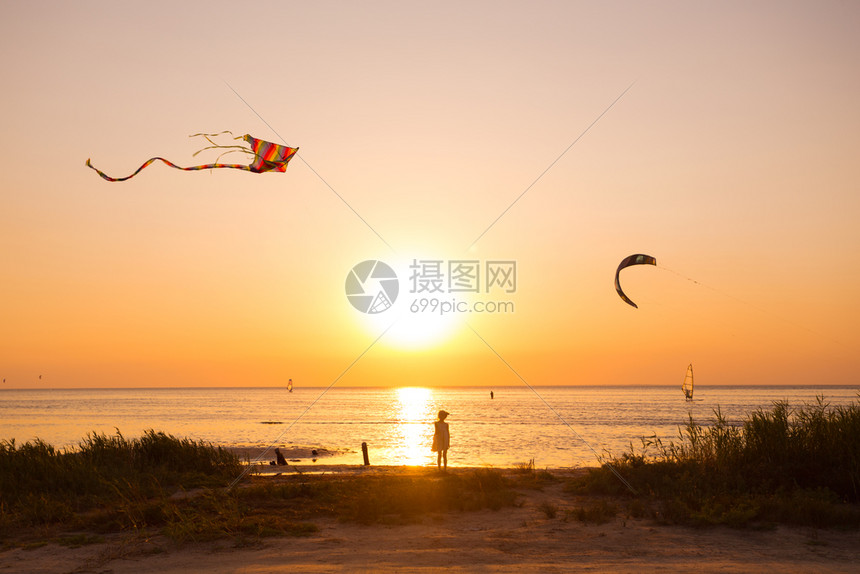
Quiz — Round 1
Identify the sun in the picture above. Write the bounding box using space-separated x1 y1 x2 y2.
359 294 464 350
346 256 468 350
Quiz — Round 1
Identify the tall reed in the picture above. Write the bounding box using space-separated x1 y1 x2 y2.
0 429 241 529
570 396 860 527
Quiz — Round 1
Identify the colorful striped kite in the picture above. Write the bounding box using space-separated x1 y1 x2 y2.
86 131 298 182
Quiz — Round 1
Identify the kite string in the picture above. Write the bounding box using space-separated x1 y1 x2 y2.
467 324 637 495
659 264 846 349
227 322 396 490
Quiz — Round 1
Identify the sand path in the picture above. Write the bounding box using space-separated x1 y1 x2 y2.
3 471 858 573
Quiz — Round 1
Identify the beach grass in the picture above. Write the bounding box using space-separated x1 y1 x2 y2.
0 429 241 541
0 429 522 546
568 396 860 528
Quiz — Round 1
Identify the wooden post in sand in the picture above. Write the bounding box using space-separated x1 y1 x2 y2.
361 442 370 466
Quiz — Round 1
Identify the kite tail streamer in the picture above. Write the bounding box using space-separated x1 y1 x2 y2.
189 131 256 164
190 131 250 157
192 145 251 158
189 130 236 139
85 157 252 182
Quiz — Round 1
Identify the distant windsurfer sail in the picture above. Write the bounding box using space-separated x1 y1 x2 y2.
287 378 293 393
683 364 694 401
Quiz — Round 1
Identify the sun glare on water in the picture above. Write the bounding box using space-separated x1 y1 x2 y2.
392 387 434 465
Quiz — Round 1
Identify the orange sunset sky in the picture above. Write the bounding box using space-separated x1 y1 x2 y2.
1 2 858 388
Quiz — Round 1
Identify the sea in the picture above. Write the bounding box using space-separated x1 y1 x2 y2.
1 386 857 469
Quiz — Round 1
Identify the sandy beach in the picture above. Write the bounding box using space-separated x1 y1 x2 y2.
3 466 858 574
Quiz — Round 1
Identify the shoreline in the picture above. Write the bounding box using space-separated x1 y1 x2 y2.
242 463 590 478
5 386 857 471
225 446 590 476
225 447 588 473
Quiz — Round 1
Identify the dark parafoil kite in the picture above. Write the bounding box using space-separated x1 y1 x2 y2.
86 131 298 182
615 254 656 308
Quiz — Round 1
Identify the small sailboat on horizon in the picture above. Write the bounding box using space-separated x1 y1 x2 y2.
683 364 694 401
287 378 293 393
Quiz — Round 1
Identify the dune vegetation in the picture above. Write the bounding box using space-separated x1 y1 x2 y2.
569 396 860 528
3 397 859 549
0 430 243 543
0 430 521 547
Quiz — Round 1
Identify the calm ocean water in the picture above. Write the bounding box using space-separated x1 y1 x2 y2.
1 386 857 468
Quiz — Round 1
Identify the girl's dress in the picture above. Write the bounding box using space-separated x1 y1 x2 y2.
432 420 450 452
